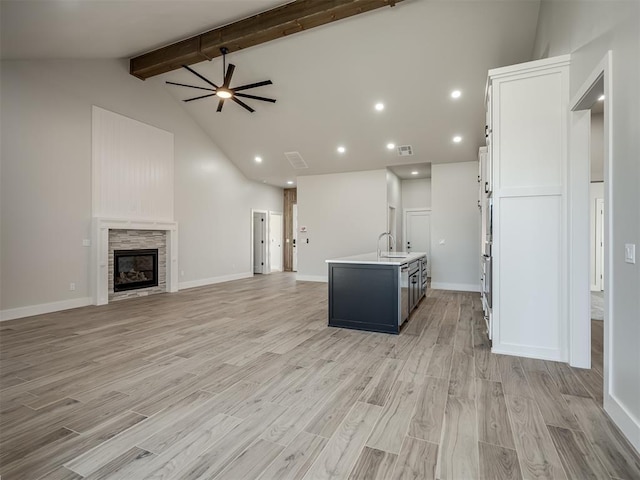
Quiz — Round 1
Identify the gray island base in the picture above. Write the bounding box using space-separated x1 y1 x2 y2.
326 252 427 334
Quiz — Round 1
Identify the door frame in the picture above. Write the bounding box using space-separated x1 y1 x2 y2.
403 208 432 269
268 211 283 272
568 51 611 370
387 205 397 251
292 204 298 272
251 209 269 275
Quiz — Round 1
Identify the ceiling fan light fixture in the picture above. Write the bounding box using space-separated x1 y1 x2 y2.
216 88 233 99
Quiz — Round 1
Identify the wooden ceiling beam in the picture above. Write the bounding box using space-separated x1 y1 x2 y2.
130 0 402 80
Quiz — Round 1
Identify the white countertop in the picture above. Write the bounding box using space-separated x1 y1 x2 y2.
326 251 427 266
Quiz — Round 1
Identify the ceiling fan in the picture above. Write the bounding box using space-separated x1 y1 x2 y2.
166 47 275 113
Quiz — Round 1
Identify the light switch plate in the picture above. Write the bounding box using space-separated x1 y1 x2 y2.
624 244 636 264
82 239 91 247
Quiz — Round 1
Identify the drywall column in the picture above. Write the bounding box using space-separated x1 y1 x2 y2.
430 162 481 292
296 170 387 281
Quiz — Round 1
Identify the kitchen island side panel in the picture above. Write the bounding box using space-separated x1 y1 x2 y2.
328 263 400 334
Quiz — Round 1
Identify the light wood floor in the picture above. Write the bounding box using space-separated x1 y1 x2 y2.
1 274 639 480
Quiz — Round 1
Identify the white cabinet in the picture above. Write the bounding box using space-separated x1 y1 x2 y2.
487 55 570 361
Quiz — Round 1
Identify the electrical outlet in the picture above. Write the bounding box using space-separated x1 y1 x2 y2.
69 282 76 291
82 239 91 247
180 270 185 277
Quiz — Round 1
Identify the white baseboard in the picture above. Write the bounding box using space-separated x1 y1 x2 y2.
178 272 253 290
430 282 481 293
605 392 640 454
296 274 328 283
0 297 93 322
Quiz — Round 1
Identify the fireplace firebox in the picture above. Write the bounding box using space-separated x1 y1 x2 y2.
113 249 158 292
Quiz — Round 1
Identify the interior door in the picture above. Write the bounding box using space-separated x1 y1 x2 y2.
292 204 298 272
405 210 431 274
253 212 266 274
269 212 283 272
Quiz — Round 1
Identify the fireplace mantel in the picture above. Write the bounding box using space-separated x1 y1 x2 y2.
92 218 178 305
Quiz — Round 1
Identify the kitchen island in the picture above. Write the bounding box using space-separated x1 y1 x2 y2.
326 252 427 334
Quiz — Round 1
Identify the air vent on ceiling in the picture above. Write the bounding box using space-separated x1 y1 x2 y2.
284 151 308 169
397 145 414 156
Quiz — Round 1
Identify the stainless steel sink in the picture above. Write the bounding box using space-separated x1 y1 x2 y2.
380 254 407 258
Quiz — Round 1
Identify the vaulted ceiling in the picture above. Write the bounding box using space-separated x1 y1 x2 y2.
1 0 541 187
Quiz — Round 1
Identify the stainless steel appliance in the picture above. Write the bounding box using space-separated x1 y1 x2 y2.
400 265 409 324
485 198 493 243
482 254 492 309
420 257 428 296
408 260 421 313
482 199 493 341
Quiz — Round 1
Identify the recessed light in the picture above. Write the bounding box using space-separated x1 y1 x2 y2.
255 156 262 163
411 171 419 175
375 103 384 111
287 180 294 185
451 90 462 99
453 135 462 143
598 94 605 101
337 146 346 154
386 143 395 150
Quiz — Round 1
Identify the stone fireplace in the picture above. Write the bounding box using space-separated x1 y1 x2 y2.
92 218 178 305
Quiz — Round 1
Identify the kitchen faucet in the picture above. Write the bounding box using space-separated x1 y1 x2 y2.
377 232 396 258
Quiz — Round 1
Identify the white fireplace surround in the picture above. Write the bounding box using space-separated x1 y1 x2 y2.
92 218 178 305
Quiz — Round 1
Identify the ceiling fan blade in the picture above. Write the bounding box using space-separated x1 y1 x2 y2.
216 98 225 112
235 92 276 103
182 64 218 89
233 80 273 92
183 93 216 102
223 64 235 88
231 96 255 113
166 81 215 92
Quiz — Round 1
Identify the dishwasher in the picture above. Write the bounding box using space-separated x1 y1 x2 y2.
400 264 409 325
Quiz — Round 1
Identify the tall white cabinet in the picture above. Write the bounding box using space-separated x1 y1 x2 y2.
487 55 570 361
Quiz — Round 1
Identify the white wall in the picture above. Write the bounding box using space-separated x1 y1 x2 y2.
296 170 387 281
0 59 282 317
430 162 481 291
402 178 432 210
533 0 640 451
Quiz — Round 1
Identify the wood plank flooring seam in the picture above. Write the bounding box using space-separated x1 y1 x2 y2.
1 276 632 480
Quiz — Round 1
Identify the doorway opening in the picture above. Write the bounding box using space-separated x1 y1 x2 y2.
252 210 267 274
589 95 605 380
403 208 431 275
568 52 611 406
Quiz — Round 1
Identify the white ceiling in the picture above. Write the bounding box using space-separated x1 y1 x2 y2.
389 163 432 180
1 0 541 188
0 0 288 59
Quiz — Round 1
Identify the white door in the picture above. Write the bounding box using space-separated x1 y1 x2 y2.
253 212 266 274
269 212 283 272
292 204 298 272
595 198 604 291
405 209 431 274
